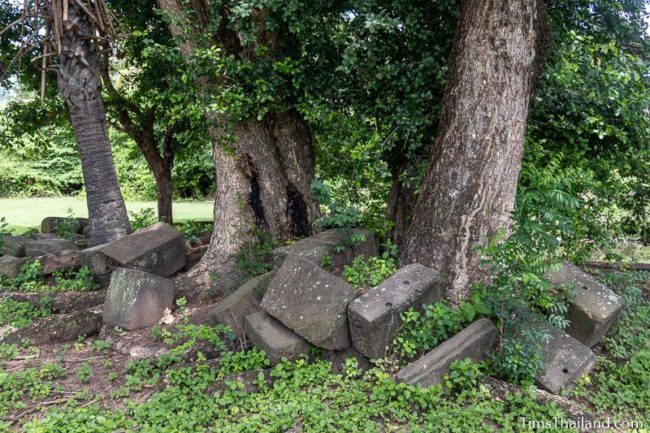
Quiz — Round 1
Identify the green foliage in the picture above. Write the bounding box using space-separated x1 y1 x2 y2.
444 358 485 393
392 298 490 361
54 209 80 240
22 356 580 433
0 217 8 251
234 227 278 284
76 363 93 384
311 179 361 231
52 267 99 292
0 297 51 328
128 207 157 231
342 244 398 289
174 220 213 245
0 367 54 416
0 261 98 293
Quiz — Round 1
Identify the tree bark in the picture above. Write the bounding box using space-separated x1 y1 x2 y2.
102 68 176 224
189 111 320 289
403 0 551 303
155 0 320 290
56 3 131 246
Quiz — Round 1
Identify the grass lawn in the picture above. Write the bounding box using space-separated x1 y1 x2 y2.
0 196 213 233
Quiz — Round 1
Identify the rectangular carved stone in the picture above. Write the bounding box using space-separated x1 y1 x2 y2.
244 310 310 364
546 263 624 347
272 228 376 270
261 255 358 350
103 268 175 330
536 323 596 394
395 318 497 387
206 271 275 336
99 222 186 277
348 264 441 358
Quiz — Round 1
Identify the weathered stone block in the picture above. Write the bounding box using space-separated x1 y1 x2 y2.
41 217 88 235
273 228 376 269
206 271 275 336
535 323 596 394
103 268 175 330
348 264 441 359
1 235 30 257
25 238 79 257
261 255 358 350
99 222 186 277
395 318 498 387
244 310 310 364
1 309 102 345
546 263 624 347
0 255 28 278
38 249 81 275
79 244 117 285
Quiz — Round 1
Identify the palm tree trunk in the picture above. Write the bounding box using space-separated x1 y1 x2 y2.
56 3 131 245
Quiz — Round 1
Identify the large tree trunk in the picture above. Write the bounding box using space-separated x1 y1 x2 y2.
56 3 131 246
402 0 551 303
156 0 319 291
188 111 319 289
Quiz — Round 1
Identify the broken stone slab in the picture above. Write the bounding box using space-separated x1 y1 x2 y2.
272 228 377 270
546 262 624 347
1 290 105 313
41 216 89 235
244 310 310 364
261 255 358 350
0 255 28 278
0 309 102 345
103 268 175 330
99 222 186 277
25 238 79 257
206 271 275 336
348 264 441 359
38 249 81 275
79 244 117 286
535 323 597 394
1 235 30 257
395 318 498 387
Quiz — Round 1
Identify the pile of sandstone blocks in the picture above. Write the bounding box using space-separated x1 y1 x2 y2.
0 219 189 344
206 229 624 395
1 219 625 395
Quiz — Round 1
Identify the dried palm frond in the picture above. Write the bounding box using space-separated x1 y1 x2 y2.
1 0 117 103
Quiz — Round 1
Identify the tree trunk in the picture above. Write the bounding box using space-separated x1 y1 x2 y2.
155 0 320 291
56 3 131 246
402 0 551 303
188 111 320 290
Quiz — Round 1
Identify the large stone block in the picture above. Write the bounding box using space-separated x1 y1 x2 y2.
79 244 117 285
38 249 81 275
395 318 497 387
0 255 28 278
546 263 624 347
103 268 175 330
273 228 376 270
99 222 186 277
244 310 310 364
25 238 79 257
535 323 596 394
1 235 30 257
348 264 441 359
261 255 358 350
207 271 275 336
41 217 88 235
